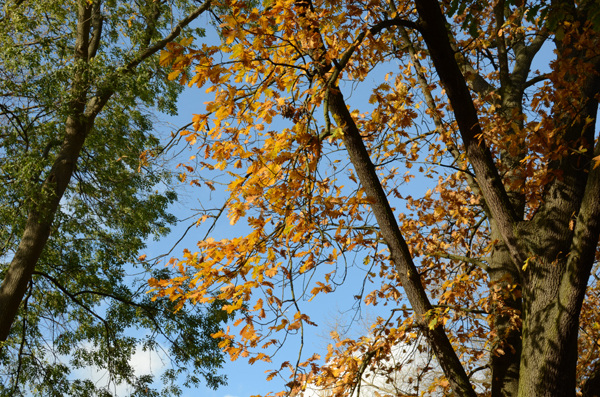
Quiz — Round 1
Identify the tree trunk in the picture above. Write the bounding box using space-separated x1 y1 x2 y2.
489 231 522 397
518 271 579 396
517 154 600 395
0 0 95 342
0 114 90 341
413 0 600 396
0 0 213 343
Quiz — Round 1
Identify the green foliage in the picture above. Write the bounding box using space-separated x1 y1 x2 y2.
0 0 228 395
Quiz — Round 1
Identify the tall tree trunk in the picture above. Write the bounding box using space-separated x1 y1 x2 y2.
489 230 522 397
0 0 213 344
515 4 600 389
517 141 600 396
0 0 95 342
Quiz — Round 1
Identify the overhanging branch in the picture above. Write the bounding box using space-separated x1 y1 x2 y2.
428 252 491 273
32 271 113 337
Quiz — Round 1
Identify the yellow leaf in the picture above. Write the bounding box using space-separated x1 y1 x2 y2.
428 316 438 330
180 36 193 46
168 70 182 81
159 50 172 66
288 320 301 331
593 154 600 169
522 257 530 271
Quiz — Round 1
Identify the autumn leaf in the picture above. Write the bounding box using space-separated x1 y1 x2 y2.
593 154 600 169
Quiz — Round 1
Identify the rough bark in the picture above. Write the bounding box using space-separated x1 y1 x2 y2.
488 226 523 397
516 116 600 396
413 0 600 395
515 7 600 393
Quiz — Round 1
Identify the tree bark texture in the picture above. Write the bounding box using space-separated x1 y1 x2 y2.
414 0 600 395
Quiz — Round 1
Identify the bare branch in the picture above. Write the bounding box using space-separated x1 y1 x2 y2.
428 252 491 273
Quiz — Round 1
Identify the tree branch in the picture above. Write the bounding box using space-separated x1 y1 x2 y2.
524 73 550 88
395 25 489 217
85 0 213 120
414 0 525 269
428 252 491 273
32 271 112 336
87 0 103 60
123 0 212 72
560 141 600 348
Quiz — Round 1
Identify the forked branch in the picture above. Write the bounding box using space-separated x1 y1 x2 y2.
414 0 525 269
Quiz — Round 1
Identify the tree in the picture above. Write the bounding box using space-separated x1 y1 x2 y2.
154 0 600 396
0 0 230 395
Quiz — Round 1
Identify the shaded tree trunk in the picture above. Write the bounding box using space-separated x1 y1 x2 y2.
414 0 600 395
